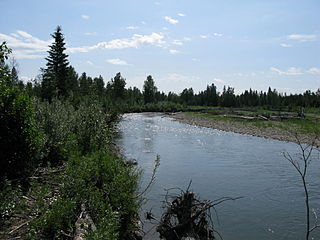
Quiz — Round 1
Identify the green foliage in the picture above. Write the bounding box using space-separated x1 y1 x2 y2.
34 98 117 161
107 72 126 100
75 100 117 154
0 82 44 181
86 214 119 240
0 42 12 81
35 98 77 163
143 75 157 104
30 197 77 239
220 86 236 107
65 152 140 238
124 101 184 113
0 180 22 221
180 88 194 105
30 151 140 239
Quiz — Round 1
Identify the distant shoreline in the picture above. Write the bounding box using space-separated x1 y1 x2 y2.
169 112 320 147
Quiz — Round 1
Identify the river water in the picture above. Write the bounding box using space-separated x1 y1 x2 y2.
117 113 320 240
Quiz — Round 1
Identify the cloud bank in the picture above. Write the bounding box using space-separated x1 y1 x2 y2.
0 30 166 58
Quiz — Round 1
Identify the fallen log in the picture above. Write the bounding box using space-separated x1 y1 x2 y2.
74 203 96 240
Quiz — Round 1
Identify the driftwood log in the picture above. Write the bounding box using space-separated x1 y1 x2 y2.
156 191 215 240
74 204 96 240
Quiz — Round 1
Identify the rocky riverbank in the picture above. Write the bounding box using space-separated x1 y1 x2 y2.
170 112 320 147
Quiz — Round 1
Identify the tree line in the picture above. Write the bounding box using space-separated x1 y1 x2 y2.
7 26 320 111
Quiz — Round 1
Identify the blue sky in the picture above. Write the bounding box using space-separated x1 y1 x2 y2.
1 0 319 94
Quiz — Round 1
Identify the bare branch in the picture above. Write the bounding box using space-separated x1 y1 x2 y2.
138 155 160 197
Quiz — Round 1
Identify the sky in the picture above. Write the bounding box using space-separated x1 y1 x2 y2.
0 0 319 94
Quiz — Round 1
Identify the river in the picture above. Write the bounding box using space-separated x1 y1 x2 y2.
117 112 320 240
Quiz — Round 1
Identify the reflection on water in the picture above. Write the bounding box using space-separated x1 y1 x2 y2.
117 113 320 240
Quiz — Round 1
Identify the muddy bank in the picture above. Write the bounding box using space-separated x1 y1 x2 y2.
170 112 320 147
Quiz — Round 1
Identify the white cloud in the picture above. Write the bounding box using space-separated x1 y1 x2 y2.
201 33 223 39
13 53 44 59
85 60 93 65
126 26 139 30
287 34 316 42
141 21 146 25
178 13 186 17
84 32 97 36
0 30 52 59
162 27 168 30
172 40 183 46
154 1 160 5
213 78 225 83
81 15 90 20
169 49 180 54
192 58 200 62
183 37 192 41
307 67 320 75
280 43 292 47
68 32 165 53
213 33 223 37
106 58 129 65
164 16 179 24
160 73 199 84
270 67 303 75
0 30 166 58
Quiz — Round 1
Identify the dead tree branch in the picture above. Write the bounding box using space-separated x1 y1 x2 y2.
284 134 319 240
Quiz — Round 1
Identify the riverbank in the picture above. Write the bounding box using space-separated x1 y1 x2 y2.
170 112 320 147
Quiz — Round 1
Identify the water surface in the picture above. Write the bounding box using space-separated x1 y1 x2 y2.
117 113 320 240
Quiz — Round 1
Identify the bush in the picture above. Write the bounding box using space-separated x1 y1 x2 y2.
0 179 22 223
35 98 77 163
30 198 77 239
64 151 140 238
30 151 140 239
75 101 118 154
0 82 44 181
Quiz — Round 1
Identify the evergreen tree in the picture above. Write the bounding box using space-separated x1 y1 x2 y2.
10 66 19 85
143 75 157 104
79 72 92 96
66 66 79 94
42 26 69 99
180 88 194 105
205 84 219 106
93 75 105 97
220 86 236 107
107 72 126 100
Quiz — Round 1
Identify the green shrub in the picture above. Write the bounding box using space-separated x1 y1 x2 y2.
35 98 77 163
64 151 140 238
0 82 44 181
29 151 140 238
0 179 22 223
75 101 117 154
30 197 77 239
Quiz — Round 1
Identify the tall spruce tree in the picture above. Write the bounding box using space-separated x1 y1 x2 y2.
42 26 69 100
143 75 157 104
